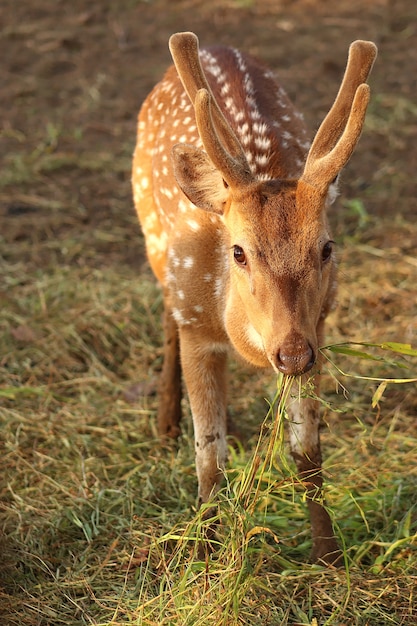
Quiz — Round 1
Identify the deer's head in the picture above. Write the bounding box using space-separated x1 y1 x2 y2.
169 33 376 376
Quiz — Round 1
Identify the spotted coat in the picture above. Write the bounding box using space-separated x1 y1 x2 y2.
132 33 376 565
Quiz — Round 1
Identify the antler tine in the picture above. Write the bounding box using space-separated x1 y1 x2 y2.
169 33 204 105
302 83 371 192
302 40 377 190
169 32 250 174
306 40 377 162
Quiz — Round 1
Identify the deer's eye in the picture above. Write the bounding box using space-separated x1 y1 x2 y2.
233 245 247 266
322 241 334 263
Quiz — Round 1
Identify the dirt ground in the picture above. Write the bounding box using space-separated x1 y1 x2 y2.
1 2 417 623
1 0 416 274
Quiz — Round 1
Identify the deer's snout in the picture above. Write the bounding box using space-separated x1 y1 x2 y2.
275 333 315 376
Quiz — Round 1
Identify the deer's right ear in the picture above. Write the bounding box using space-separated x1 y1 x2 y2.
171 143 229 214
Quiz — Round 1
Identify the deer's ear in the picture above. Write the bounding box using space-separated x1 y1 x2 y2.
172 143 228 214
327 175 340 205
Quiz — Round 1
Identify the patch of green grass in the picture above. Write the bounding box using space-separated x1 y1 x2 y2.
1 217 417 624
0 119 131 192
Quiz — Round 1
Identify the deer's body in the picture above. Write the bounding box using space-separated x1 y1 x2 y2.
133 33 376 563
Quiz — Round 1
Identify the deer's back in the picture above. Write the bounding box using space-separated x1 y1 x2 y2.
132 46 310 283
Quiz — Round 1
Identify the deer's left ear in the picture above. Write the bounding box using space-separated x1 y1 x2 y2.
172 143 228 214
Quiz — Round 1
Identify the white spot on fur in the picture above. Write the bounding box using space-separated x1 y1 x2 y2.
168 248 181 268
161 186 173 200
142 212 157 231
186 218 200 231
253 122 268 135
178 198 190 213
146 231 168 255
165 267 175 285
214 277 223 298
172 308 186 324
237 122 249 136
254 136 272 150
255 154 269 166
257 172 273 181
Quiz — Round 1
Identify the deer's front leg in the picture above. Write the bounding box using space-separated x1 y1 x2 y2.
287 374 342 565
157 292 182 439
179 329 228 505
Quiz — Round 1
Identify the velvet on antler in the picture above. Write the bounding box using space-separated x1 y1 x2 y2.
302 40 377 192
169 32 252 185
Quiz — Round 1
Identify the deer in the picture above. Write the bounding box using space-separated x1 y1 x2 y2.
132 31 377 564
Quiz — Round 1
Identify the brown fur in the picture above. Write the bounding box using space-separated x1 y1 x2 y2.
132 32 377 564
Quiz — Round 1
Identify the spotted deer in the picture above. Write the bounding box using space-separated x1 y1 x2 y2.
132 32 377 564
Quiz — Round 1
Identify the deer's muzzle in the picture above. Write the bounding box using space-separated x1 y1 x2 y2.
275 332 315 376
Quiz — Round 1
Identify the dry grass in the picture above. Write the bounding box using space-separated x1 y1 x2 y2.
1 2 417 621
1 202 417 624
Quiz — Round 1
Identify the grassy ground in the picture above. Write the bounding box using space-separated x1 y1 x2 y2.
1 1 417 624
1 198 417 625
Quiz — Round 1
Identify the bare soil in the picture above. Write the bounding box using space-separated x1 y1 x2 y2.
1 3 417 624
1 0 416 273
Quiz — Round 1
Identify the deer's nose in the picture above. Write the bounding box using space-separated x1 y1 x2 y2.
276 334 315 376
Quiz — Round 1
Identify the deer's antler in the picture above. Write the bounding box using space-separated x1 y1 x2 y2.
169 32 252 186
302 40 377 192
